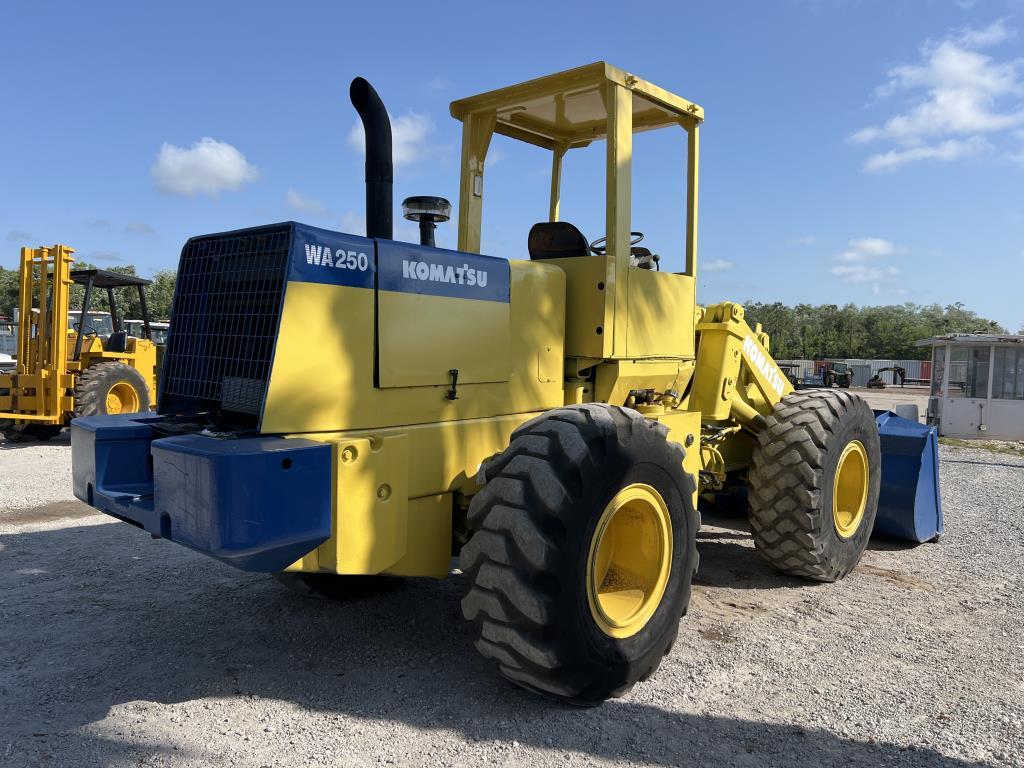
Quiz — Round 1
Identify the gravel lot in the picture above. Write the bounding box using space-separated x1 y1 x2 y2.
1 435 1021 768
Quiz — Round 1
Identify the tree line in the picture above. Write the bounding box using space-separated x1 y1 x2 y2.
743 301 1008 361
0 263 177 321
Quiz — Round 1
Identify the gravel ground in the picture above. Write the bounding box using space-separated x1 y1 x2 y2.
0 431 72 513
0 440 1021 768
856 386 930 422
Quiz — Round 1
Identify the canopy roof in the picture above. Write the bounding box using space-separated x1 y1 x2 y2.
450 61 703 150
917 333 1024 347
70 268 151 288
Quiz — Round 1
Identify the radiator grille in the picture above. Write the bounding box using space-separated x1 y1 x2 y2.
159 225 291 420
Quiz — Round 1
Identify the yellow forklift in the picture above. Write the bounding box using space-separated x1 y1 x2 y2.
0 245 157 441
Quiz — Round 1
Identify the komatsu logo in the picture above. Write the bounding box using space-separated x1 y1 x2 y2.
402 259 489 288
304 243 369 271
742 336 788 397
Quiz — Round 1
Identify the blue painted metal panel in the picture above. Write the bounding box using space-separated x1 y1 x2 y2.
71 415 332 572
376 239 510 303
873 411 944 543
287 222 376 289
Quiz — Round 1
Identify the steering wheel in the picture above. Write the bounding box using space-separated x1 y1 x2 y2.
589 232 644 256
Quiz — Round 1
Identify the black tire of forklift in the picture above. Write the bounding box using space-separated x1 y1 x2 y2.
747 390 881 582
0 423 64 443
74 361 151 417
272 573 404 600
459 404 699 706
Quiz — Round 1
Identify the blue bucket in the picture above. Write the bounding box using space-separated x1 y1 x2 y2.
872 411 943 542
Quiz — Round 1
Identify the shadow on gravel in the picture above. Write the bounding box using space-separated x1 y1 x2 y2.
941 458 1024 469
0 431 70 450
0 523 987 768
694 538 809 592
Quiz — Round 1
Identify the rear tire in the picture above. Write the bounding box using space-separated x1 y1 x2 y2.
74 361 150 417
747 390 880 582
460 404 698 706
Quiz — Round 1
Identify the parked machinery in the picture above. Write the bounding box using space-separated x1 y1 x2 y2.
71 63 938 704
820 360 853 388
868 366 906 389
0 246 157 441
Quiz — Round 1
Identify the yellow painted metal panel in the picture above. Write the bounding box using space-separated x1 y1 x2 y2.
651 409 702 510
308 412 531 500
606 80 632 359
321 435 409 575
685 124 700 278
625 269 695 358
456 112 496 254
689 302 794 427
261 260 564 434
378 292 511 388
541 256 608 359
593 360 694 407
385 494 453 578
449 62 704 144
300 416 532 577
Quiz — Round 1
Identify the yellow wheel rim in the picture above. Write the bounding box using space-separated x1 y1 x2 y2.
833 440 869 539
586 483 673 639
105 382 140 415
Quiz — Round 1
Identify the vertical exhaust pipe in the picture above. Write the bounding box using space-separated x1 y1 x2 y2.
349 77 393 240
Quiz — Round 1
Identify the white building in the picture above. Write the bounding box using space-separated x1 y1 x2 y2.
918 334 1024 440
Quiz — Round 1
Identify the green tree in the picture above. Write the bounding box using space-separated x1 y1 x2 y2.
743 301 1007 360
0 266 18 319
145 270 177 320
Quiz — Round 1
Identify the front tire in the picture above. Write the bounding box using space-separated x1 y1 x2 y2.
747 390 880 582
460 404 698 706
74 361 150 417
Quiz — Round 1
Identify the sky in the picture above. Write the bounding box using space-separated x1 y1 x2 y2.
2 0 1023 331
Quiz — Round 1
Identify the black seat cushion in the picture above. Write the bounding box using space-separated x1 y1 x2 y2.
105 331 128 353
528 222 590 260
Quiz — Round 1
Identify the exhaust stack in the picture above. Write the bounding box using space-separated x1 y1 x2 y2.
349 77 393 240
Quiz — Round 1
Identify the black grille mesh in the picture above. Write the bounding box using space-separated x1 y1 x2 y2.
160 225 291 419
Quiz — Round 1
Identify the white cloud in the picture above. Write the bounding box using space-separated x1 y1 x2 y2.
704 259 734 272
151 137 259 197
864 136 990 172
830 237 903 292
787 235 816 246
348 111 437 166
852 21 1023 171
830 263 900 283
957 19 1014 48
285 188 330 218
340 211 365 235
835 237 898 262
87 219 112 229
124 221 155 235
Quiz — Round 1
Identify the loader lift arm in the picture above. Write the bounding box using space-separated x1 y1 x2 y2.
690 301 793 431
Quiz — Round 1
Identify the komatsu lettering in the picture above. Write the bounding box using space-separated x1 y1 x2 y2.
304 243 368 271
742 336 788 397
402 259 488 288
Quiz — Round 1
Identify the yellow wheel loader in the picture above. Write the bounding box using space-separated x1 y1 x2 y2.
0 246 157 441
70 63 941 705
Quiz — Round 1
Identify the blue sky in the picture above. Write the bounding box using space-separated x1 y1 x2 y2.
2 0 1023 330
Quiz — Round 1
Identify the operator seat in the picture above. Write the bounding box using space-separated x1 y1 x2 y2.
105 331 128 353
528 222 590 260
